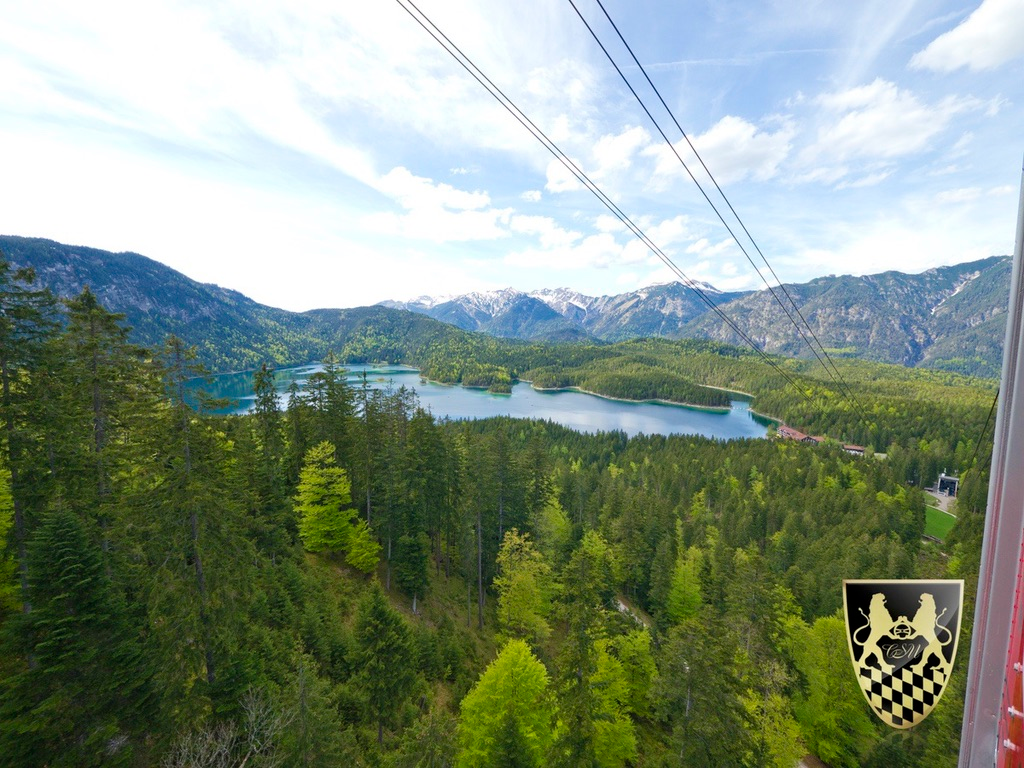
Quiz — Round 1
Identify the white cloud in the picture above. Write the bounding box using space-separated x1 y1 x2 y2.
2 0 1019 311
792 166 850 185
935 187 982 204
591 126 651 179
365 167 513 242
375 167 490 211
0 0 384 186
911 0 1024 72
0 0 600 196
594 214 626 233
950 132 974 157
790 192 1016 284
637 266 681 287
364 207 512 243
835 170 893 189
686 238 711 255
686 238 737 258
803 79 980 165
647 116 794 187
505 232 622 270
545 158 583 192
696 116 795 182
621 240 658 266
509 215 582 249
646 216 692 247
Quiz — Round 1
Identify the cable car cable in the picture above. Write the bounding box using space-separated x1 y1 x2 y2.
567 0 869 423
394 0 815 405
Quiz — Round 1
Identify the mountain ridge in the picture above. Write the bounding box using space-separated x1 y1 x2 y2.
1 234 1011 377
379 257 1011 376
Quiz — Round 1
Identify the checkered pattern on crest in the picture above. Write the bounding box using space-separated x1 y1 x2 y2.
857 663 947 728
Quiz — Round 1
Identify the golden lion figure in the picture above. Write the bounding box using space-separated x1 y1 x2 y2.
910 593 952 676
854 593 895 674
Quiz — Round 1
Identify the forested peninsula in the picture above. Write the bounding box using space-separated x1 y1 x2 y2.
0 258 988 766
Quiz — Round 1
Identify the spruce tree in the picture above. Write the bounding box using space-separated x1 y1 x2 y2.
0 257 58 608
128 335 254 724
493 711 536 768
252 362 284 500
59 288 155 560
353 584 418 744
0 508 152 766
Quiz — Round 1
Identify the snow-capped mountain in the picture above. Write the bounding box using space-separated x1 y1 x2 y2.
376 257 1014 377
527 288 596 323
379 279 749 342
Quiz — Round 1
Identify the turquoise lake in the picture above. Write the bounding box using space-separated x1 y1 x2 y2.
198 364 774 440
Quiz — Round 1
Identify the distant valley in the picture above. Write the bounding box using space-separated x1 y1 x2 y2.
0 234 1011 378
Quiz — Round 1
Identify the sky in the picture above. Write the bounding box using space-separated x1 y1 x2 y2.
1 0 1022 312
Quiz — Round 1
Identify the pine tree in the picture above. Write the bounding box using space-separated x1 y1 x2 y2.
305 352 354 467
786 614 874 768
393 532 430 612
551 532 618 768
666 545 703 623
280 648 350 767
59 288 155 561
0 508 152 766
406 407 447 575
392 708 458 768
0 257 58 608
353 584 418 744
653 612 751 767
128 335 254 724
493 711 537 768
252 362 284 498
284 380 311 488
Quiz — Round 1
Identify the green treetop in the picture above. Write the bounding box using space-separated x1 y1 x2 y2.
457 639 555 768
295 441 355 554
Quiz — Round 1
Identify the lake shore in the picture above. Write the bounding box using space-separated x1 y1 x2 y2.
410 371 772 420
205 363 774 440
526 382 731 414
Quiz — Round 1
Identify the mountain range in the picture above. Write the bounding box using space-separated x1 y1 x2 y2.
383 257 1012 377
380 281 750 343
0 234 1012 378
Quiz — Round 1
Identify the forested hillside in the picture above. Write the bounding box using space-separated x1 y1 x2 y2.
3 235 1012 379
682 257 1010 376
0 255 988 766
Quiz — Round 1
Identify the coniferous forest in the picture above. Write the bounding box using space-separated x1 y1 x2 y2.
0 258 989 766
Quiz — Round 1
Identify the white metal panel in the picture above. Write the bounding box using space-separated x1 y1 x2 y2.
959 163 1024 767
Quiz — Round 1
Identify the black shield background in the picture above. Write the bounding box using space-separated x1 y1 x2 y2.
844 580 962 669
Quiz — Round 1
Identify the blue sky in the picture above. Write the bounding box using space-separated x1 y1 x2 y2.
1 0 1022 311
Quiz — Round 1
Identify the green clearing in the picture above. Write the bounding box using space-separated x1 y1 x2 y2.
925 506 957 541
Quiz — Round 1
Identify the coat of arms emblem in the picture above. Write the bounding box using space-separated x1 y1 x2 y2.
842 580 963 728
